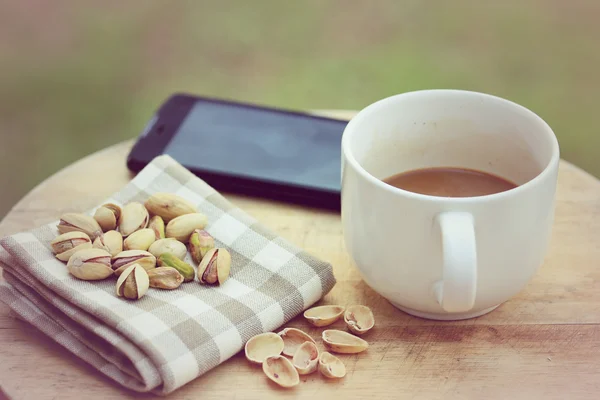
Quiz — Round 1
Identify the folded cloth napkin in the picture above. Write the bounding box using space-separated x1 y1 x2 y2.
0 155 336 395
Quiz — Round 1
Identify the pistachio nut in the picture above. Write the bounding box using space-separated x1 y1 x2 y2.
318 352 346 379
189 229 215 264
262 355 299 388
245 332 285 364
66 248 113 280
123 228 156 251
291 341 319 375
50 231 92 262
157 253 195 282
148 215 165 240
92 230 123 257
147 267 184 289
93 203 121 232
344 305 375 335
118 202 149 237
322 329 369 354
165 213 207 243
57 213 103 240
144 192 197 222
116 263 149 300
197 248 230 285
148 238 187 260
112 250 156 276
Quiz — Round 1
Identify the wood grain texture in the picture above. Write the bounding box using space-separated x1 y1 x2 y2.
1 111 599 399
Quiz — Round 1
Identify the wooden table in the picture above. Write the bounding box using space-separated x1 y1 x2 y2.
1 110 600 400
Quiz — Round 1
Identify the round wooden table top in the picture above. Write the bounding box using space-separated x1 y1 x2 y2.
1 110 600 400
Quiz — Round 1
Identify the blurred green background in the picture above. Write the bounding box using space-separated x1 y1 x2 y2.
1 0 598 218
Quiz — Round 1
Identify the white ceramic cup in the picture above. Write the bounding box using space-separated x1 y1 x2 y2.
341 89 560 320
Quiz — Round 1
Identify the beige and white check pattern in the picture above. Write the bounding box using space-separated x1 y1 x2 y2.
0 155 336 395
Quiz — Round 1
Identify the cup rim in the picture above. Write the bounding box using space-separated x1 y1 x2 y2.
341 89 560 203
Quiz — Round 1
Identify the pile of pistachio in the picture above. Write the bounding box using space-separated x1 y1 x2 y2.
245 304 374 388
50 193 230 300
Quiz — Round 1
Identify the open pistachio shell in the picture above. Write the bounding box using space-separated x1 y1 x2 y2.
278 327 316 357
51 231 91 253
318 351 346 379
56 242 92 262
245 332 284 365
344 305 375 335
322 329 369 354
57 213 103 240
262 355 300 388
119 202 149 237
116 263 149 300
92 230 123 257
292 341 319 375
188 229 215 264
94 204 121 232
50 231 92 262
303 305 345 327
66 248 113 280
112 250 156 276
197 248 231 285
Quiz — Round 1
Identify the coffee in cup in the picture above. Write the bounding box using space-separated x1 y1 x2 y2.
341 90 559 320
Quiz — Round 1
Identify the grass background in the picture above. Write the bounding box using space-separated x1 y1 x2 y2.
1 0 598 217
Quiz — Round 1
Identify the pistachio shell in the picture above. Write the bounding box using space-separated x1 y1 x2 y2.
292 341 319 375
66 248 113 280
148 215 165 240
304 305 345 327
118 202 149 237
94 206 116 231
262 355 299 388
165 213 207 242
344 305 375 335
318 351 346 379
148 238 187 260
116 263 149 300
245 332 284 364
51 231 91 253
189 229 215 264
103 203 122 219
50 231 92 262
123 228 156 251
57 213 103 240
322 329 369 354
147 267 184 289
92 230 123 257
56 242 93 262
197 248 230 285
112 250 156 276
144 193 197 222
278 327 316 357
93 205 119 232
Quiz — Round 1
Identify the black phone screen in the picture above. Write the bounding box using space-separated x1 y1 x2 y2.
162 100 346 193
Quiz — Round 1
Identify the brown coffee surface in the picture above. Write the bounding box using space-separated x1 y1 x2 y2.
383 167 517 197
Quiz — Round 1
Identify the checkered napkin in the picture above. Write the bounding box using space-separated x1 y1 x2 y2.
0 155 336 395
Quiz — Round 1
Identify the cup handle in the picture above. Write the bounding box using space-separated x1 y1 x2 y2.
433 211 477 313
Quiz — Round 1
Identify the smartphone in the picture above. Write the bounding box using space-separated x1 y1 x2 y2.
126 94 348 210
